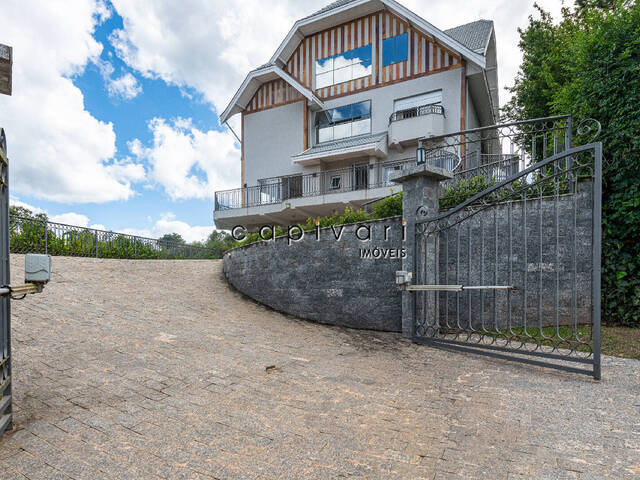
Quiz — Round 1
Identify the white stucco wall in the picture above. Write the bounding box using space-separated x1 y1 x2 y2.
243 100 306 185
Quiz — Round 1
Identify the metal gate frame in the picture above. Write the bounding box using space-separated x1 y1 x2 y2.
412 142 602 379
0 127 12 436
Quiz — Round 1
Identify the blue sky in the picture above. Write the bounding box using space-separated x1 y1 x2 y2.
0 0 562 242
2 3 236 240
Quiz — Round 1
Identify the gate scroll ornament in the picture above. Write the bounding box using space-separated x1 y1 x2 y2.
409 117 602 379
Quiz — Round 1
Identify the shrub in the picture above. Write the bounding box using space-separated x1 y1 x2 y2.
372 192 403 219
439 176 497 210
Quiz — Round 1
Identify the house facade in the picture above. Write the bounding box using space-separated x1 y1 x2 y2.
215 0 499 230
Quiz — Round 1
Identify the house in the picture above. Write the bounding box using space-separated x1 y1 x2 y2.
214 0 499 230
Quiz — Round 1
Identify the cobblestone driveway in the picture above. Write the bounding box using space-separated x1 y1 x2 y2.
1 256 638 479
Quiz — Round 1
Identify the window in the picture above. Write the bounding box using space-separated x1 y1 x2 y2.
391 91 443 122
330 176 342 190
315 100 371 143
382 33 408 66
394 91 442 112
315 44 372 89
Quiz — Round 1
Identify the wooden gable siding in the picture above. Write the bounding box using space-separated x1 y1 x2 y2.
244 10 462 114
284 10 461 100
244 79 303 113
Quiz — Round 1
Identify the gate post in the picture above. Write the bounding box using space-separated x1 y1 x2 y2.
391 164 453 338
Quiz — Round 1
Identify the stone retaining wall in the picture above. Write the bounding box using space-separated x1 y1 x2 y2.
223 217 404 331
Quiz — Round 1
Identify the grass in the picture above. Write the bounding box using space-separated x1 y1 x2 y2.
600 325 640 360
457 324 640 360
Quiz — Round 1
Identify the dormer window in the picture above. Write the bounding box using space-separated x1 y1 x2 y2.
382 33 408 66
315 44 372 89
315 101 371 143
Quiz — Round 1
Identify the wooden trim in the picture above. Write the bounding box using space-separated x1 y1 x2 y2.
243 97 306 117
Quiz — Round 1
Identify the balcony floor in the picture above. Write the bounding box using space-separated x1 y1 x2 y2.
214 185 396 230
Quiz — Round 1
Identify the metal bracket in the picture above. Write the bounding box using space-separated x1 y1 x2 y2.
0 283 44 297
403 284 517 292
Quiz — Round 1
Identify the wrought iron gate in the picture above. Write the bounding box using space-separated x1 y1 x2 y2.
412 117 602 379
0 128 11 435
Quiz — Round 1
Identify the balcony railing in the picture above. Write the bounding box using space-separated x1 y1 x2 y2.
215 158 417 211
389 104 444 124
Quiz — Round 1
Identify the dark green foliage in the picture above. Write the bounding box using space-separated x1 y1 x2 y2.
371 192 403 219
205 230 236 257
232 192 404 248
158 233 186 247
9 209 224 260
504 0 640 326
439 176 497 210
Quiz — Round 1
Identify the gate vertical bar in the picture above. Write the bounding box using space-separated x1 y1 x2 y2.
592 143 602 380
0 128 12 436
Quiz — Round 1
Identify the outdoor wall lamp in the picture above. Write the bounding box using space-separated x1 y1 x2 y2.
0 44 12 96
416 141 426 165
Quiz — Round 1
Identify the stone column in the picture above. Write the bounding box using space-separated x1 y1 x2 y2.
391 164 453 338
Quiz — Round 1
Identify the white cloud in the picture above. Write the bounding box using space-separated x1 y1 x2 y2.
122 213 213 243
50 212 91 227
107 72 142 99
130 117 239 200
109 0 318 112
10 196 46 215
97 59 143 100
109 0 564 116
0 0 145 203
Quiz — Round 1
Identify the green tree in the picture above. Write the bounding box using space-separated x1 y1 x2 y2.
158 233 185 247
504 0 640 326
205 230 235 258
10 205 48 222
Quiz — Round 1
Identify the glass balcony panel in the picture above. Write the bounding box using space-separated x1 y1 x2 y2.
351 118 371 137
333 122 352 140
318 126 334 143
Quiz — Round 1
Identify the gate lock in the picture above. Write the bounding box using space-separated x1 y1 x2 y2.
395 270 516 292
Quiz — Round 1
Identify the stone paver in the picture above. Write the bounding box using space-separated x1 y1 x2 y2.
1 255 638 479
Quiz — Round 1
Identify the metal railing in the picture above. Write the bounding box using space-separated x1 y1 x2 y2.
9 216 219 260
215 158 418 211
389 104 444 124
421 115 577 206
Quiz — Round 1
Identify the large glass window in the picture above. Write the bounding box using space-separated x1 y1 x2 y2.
315 101 371 143
382 33 408 66
315 44 372 89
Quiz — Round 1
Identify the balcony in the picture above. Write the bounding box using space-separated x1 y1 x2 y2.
216 159 415 211
213 158 416 229
388 104 445 147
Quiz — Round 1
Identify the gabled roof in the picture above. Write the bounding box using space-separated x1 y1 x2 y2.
305 0 359 18
444 20 494 54
221 0 495 123
220 65 325 124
